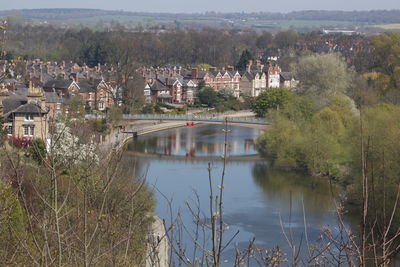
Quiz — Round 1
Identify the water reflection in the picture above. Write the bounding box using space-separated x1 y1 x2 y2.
252 163 339 213
128 124 261 157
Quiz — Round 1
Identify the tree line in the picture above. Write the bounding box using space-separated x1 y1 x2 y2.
253 33 400 266
3 23 373 72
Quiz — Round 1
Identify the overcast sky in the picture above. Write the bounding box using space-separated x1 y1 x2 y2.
1 0 399 13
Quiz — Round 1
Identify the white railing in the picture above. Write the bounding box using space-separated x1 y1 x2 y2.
86 113 269 125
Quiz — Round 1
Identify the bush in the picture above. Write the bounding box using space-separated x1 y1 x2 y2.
26 139 47 164
258 94 355 177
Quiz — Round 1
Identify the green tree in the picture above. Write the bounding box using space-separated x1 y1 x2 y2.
370 33 400 98
68 95 86 118
197 80 206 90
371 32 400 77
257 94 355 176
293 53 354 97
197 87 220 107
235 49 253 71
26 139 47 164
251 88 293 117
106 106 123 127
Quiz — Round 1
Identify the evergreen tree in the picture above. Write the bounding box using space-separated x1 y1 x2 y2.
235 49 253 71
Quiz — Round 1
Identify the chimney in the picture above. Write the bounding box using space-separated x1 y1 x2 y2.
256 60 263 72
246 60 253 72
27 81 46 109
191 68 198 78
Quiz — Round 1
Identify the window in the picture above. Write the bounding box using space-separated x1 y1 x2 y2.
24 126 29 136
23 125 35 137
25 114 34 121
7 126 13 135
99 101 104 110
56 103 61 110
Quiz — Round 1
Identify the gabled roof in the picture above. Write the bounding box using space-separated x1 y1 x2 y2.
222 71 233 78
280 72 297 81
77 81 95 93
166 77 182 86
197 71 207 79
149 79 168 91
241 72 254 81
183 79 197 87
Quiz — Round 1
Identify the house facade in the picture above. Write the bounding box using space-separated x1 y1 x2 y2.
1 85 48 141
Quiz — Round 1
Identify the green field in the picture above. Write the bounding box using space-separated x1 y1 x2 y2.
60 14 366 30
373 24 400 29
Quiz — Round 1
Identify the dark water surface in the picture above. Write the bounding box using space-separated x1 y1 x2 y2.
125 124 343 264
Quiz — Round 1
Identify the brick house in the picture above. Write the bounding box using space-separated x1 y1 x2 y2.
266 63 281 88
239 71 267 97
44 91 64 117
1 85 48 141
146 79 173 103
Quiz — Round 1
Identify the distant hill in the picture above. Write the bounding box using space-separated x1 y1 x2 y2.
0 8 399 22
0 8 123 21
1 8 400 30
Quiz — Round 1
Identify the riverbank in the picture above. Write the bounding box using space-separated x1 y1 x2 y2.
146 216 169 267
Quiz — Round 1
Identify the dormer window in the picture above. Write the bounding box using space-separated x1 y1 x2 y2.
25 114 34 121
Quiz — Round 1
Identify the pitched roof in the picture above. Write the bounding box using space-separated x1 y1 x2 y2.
4 102 47 118
12 103 47 114
241 72 254 81
45 91 64 103
43 79 73 90
77 81 95 93
2 98 25 115
149 79 168 91
280 72 297 81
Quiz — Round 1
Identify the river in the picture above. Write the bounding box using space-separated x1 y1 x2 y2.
124 124 344 265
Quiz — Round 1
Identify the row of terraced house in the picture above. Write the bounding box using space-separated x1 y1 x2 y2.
140 60 298 104
0 60 121 142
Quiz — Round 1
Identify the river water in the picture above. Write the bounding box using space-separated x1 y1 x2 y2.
125 124 344 265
